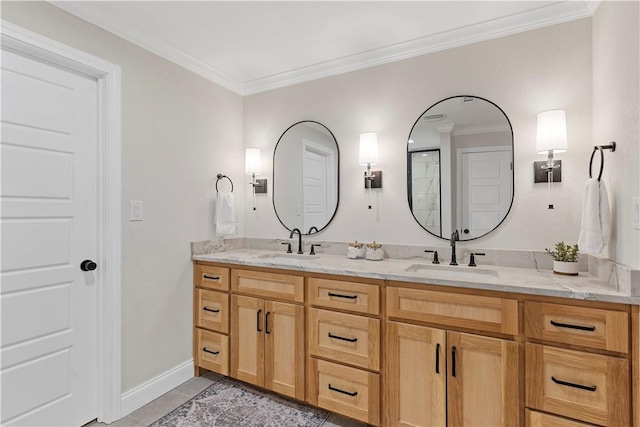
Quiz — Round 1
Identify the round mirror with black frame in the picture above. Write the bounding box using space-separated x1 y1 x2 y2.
407 95 514 241
273 120 340 235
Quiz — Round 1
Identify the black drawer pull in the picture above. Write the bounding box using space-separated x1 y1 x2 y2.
551 376 597 392
203 275 220 281
328 332 358 343
257 309 262 332
451 346 457 377
328 292 357 300
202 347 219 355
328 384 358 397
203 307 220 313
550 320 596 332
265 312 271 335
435 343 440 374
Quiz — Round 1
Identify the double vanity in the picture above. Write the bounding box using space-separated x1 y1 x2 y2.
192 247 638 427
192 94 636 426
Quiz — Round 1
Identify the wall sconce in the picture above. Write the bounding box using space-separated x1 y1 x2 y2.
359 132 382 189
535 109 567 209
245 148 267 210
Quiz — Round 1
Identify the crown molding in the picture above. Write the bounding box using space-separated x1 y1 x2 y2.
452 123 512 136
50 1 243 94
52 1 592 96
243 1 592 95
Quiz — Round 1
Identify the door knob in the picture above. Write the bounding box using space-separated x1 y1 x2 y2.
463 229 470 234
81 260 97 271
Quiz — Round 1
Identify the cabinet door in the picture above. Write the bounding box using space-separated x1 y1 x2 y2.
448 331 518 427
264 300 305 400
231 295 264 387
386 322 446 427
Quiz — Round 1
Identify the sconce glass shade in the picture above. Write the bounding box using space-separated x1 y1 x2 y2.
359 132 378 165
245 148 262 175
536 110 567 154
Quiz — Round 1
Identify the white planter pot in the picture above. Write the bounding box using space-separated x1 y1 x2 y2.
553 260 579 276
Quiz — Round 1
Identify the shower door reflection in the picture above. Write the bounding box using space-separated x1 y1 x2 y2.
408 149 441 236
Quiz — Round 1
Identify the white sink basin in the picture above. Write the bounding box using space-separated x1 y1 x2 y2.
256 253 318 263
405 263 500 279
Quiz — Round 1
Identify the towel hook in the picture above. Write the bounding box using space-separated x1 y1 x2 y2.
589 141 616 182
215 174 234 193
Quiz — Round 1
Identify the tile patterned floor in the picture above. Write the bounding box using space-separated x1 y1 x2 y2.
85 372 366 427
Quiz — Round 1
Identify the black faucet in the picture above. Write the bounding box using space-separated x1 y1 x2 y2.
450 230 459 266
308 226 319 234
289 228 303 254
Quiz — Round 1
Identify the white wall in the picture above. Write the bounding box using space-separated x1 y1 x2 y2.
2 2 245 392
592 0 640 269
244 18 594 252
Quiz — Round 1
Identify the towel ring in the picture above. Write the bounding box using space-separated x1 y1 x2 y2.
589 147 604 181
588 141 616 182
215 174 234 193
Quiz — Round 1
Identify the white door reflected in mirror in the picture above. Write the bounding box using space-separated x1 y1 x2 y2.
273 121 339 235
407 96 514 241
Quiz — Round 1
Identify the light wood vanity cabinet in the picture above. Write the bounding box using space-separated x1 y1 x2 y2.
307 277 382 425
193 264 230 376
230 271 305 400
524 301 632 427
194 261 636 427
386 287 519 427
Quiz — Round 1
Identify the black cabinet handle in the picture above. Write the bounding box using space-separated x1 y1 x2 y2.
203 307 220 313
257 309 262 332
552 376 597 392
550 320 596 332
203 275 220 281
328 292 357 300
328 384 358 397
202 347 219 355
265 312 271 335
451 346 457 377
328 332 358 343
435 343 440 374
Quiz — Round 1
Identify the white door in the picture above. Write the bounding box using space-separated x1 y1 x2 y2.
302 148 328 231
1 49 99 426
460 150 512 239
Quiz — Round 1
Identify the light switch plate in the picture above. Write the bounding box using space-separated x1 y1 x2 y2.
130 200 143 221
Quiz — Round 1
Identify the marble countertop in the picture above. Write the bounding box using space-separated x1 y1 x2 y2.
193 249 638 305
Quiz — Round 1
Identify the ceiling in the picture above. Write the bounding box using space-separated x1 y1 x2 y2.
52 1 598 95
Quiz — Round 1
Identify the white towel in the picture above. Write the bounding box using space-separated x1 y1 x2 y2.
577 178 610 255
215 190 237 236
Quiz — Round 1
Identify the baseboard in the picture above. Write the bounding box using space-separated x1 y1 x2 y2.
120 359 194 417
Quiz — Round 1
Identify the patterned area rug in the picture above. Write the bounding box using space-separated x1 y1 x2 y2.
150 377 329 427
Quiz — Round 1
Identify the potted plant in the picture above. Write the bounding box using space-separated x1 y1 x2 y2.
545 242 579 276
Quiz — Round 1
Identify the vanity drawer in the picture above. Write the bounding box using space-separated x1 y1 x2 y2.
232 269 304 303
308 308 380 371
196 289 229 334
194 264 230 291
525 301 628 353
307 358 380 426
387 286 519 335
196 329 229 376
525 343 629 426
526 409 594 427
308 278 379 315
